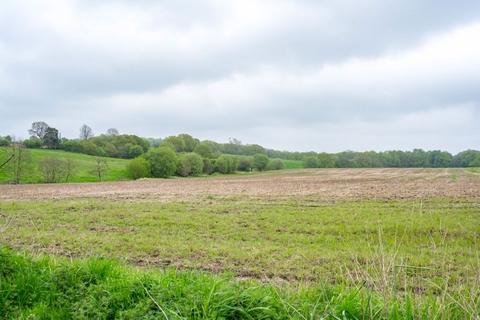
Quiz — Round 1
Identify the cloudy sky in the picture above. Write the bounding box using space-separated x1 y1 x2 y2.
1 0 480 153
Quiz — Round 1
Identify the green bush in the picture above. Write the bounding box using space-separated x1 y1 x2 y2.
215 155 237 174
23 137 42 148
253 153 269 171
144 147 178 178
126 157 151 180
194 142 214 158
237 158 253 171
0 136 11 146
177 153 204 177
267 159 285 170
304 156 319 168
202 158 215 175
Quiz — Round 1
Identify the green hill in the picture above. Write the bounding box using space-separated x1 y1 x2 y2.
280 159 304 169
0 147 129 184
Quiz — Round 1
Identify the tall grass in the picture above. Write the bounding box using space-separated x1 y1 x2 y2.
0 246 478 319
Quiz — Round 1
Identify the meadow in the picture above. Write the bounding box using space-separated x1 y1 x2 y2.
0 147 129 183
1 168 479 318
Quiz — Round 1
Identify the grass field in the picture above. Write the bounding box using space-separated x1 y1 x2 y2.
1 168 479 318
0 148 302 184
0 147 130 183
275 158 304 169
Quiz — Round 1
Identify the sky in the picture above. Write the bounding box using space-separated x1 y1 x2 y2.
1 0 480 153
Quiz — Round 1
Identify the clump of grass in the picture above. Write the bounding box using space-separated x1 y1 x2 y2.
0 246 478 319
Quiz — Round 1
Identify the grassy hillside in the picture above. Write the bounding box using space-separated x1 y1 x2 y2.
279 158 304 169
0 247 470 319
0 147 129 184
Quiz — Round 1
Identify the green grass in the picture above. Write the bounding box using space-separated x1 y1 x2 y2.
275 159 304 169
1 196 479 312
0 246 475 319
0 147 130 183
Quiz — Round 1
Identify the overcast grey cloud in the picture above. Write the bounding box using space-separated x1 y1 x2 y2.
1 0 479 152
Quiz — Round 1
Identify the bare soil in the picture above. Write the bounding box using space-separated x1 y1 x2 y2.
1 168 478 201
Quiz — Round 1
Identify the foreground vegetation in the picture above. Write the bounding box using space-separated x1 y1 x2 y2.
0 246 477 319
1 196 479 318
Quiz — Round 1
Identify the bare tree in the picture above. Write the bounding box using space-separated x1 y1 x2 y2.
64 159 76 182
38 157 76 183
79 124 94 140
7 143 31 184
28 121 49 140
94 157 108 181
106 128 119 136
39 157 64 183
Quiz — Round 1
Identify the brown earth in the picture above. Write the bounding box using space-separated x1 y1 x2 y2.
0 168 478 201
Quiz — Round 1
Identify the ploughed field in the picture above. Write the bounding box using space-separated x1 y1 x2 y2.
1 168 479 201
1 168 480 318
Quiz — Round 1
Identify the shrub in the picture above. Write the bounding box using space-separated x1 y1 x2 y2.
194 142 213 158
177 153 204 177
267 159 285 170
144 147 178 178
237 158 253 172
62 139 83 153
80 140 100 156
38 157 67 183
304 156 319 168
203 158 215 175
0 136 12 146
215 155 237 174
23 137 42 148
317 153 336 168
253 153 269 171
126 157 151 180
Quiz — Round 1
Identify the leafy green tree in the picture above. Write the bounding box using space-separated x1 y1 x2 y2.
43 127 60 149
317 153 335 168
471 156 480 167
215 155 237 174
425 151 453 167
237 158 253 172
127 157 151 180
80 140 100 155
93 158 108 181
0 136 12 147
177 153 204 177
178 134 199 152
253 153 269 171
23 137 42 148
144 147 178 178
335 151 356 168
304 156 319 168
267 159 285 170
162 136 186 152
244 144 266 155
453 150 480 167
194 142 214 158
202 158 215 175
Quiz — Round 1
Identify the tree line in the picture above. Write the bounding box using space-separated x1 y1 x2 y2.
302 149 480 168
1 121 479 183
